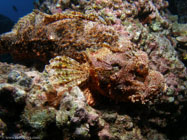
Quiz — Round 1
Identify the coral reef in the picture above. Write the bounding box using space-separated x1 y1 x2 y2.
0 62 165 140
167 0 187 23
0 0 187 139
169 17 187 66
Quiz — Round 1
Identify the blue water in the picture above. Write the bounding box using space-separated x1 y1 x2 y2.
0 0 34 22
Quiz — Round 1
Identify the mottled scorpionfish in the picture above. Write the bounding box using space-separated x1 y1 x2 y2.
0 10 166 106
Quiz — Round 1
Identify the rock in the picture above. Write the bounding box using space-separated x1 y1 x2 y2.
8 70 22 83
0 83 26 103
0 118 7 137
176 36 187 43
8 70 32 88
22 107 56 130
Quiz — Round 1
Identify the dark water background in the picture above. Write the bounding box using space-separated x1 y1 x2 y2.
0 0 34 22
0 0 34 61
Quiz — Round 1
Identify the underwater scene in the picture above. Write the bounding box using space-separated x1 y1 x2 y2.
0 0 186 139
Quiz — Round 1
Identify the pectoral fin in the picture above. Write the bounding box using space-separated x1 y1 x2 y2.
45 56 89 89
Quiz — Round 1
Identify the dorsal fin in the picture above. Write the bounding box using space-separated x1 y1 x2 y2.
12 10 38 33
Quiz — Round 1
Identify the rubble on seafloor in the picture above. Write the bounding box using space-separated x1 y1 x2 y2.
0 0 187 140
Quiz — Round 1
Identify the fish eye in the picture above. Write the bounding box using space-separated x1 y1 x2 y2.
111 63 121 71
138 64 144 70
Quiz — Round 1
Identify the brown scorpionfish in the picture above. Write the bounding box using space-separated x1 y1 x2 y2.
0 10 166 106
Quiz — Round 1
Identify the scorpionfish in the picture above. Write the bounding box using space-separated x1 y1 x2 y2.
0 10 166 106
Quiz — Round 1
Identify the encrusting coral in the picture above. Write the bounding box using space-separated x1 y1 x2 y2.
0 9 166 106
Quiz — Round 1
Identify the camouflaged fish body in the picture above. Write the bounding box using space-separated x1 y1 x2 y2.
45 47 166 105
0 10 118 63
0 10 166 105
